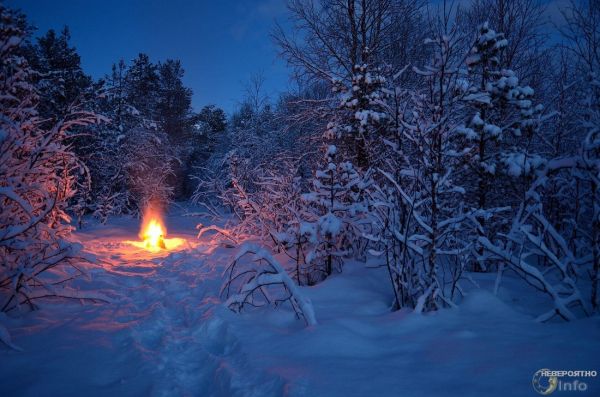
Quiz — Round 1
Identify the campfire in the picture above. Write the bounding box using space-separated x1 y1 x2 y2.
127 207 185 252
141 217 167 250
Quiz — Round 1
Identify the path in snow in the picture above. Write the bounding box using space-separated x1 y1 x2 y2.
0 211 281 396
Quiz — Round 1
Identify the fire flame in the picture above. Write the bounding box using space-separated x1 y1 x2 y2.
126 207 185 253
142 218 166 250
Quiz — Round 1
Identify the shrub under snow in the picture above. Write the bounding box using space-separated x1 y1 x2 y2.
221 244 317 326
0 7 106 319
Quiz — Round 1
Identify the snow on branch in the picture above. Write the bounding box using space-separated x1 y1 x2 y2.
0 8 108 316
479 200 590 322
221 244 317 326
196 223 238 245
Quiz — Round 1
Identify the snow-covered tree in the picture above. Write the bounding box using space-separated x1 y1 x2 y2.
369 22 476 312
25 26 93 122
479 158 592 321
300 144 370 281
0 6 104 314
469 0 600 317
329 60 389 169
80 57 178 221
124 53 160 119
156 59 193 141
460 22 544 270
559 0 600 311
184 104 227 196
458 0 549 88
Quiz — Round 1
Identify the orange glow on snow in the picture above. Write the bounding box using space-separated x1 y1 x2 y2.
127 208 185 252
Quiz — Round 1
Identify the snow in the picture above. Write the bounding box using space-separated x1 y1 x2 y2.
318 212 341 237
1 209 599 396
503 152 546 177
483 123 502 137
457 126 478 140
299 222 317 243
0 313 21 351
326 144 336 156
207 263 600 397
471 112 484 126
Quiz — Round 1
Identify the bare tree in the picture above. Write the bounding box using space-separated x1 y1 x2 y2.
559 0 600 311
274 0 393 82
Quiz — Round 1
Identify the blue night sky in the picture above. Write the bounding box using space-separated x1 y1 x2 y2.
9 0 567 114
9 0 292 114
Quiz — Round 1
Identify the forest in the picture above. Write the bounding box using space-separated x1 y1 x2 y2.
1 1 599 396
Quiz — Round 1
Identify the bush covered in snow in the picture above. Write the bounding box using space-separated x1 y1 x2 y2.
0 6 105 315
222 244 317 326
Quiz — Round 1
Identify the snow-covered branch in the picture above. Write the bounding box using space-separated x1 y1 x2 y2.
221 244 317 326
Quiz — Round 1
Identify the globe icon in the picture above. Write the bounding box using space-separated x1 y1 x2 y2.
532 369 558 395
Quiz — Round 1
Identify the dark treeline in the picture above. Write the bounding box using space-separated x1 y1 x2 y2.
21 27 228 219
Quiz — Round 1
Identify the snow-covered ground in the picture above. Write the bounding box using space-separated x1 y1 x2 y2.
1 209 599 396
